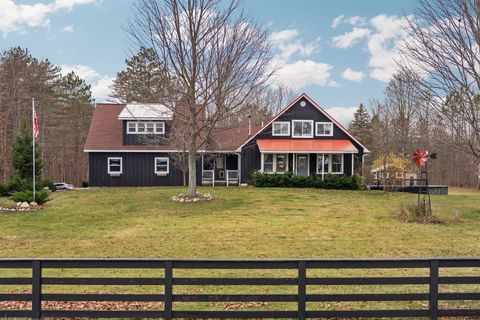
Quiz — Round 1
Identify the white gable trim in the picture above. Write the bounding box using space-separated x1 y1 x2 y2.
235 93 370 153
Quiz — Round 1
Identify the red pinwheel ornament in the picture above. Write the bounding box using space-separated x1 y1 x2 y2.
413 149 429 167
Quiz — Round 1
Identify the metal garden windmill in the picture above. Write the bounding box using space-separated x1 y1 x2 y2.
412 149 436 216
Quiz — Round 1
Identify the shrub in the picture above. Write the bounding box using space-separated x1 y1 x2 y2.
396 203 442 224
11 190 50 205
0 183 9 197
250 172 365 190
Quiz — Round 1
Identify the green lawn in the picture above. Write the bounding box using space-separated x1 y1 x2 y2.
0 187 479 316
0 186 479 258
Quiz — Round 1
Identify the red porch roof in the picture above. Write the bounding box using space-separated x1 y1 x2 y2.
256 139 358 153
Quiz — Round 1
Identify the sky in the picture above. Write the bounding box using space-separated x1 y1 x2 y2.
0 0 418 124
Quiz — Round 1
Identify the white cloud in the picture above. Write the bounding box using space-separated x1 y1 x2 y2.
341 67 365 82
273 60 333 90
330 14 411 82
325 106 358 126
54 0 98 10
91 76 114 102
367 14 410 82
0 0 98 36
269 29 298 42
331 15 367 28
62 24 74 33
332 27 371 48
270 28 319 62
60 64 99 81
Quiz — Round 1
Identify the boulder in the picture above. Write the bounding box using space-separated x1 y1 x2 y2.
16 202 22 207
30 202 38 208
20 202 30 208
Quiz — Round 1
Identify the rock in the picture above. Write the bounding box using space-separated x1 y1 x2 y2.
16 202 22 207
179 198 185 203
20 202 30 208
30 202 38 208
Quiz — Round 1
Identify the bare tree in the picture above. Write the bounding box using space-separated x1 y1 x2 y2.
128 0 274 196
399 0 480 186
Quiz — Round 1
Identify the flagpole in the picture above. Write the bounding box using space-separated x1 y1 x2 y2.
32 98 35 203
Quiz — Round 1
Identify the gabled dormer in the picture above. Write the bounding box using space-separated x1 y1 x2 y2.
118 103 173 145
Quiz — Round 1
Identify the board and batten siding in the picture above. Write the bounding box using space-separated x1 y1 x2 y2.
89 152 202 187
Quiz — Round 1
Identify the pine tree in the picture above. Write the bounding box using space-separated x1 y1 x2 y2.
110 47 173 103
349 103 372 147
11 122 43 181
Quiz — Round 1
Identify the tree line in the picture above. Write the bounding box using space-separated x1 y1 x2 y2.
0 47 93 186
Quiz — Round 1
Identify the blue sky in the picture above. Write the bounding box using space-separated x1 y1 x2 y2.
1 0 418 124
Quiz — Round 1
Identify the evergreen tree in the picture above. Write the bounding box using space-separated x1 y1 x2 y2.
110 47 173 102
349 103 372 147
11 122 43 181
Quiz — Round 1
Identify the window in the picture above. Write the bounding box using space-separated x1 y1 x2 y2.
108 157 122 175
126 121 165 134
292 120 313 138
263 154 273 173
262 153 288 173
155 157 169 174
272 122 290 136
316 122 333 136
331 154 343 173
317 154 343 175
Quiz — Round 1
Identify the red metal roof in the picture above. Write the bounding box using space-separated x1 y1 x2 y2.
256 139 358 153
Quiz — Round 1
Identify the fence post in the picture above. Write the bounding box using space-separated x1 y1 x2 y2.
164 261 173 320
32 260 42 320
429 259 439 320
298 261 306 320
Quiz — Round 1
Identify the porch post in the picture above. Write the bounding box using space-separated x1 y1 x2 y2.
260 153 264 172
237 153 241 184
293 153 296 175
351 154 354 176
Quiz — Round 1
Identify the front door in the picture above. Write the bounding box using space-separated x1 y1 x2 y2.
214 156 226 181
296 154 309 177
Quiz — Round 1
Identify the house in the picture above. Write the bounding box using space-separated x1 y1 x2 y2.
84 93 369 186
371 165 418 186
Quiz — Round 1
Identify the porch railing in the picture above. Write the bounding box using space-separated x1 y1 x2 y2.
201 170 214 186
226 170 239 186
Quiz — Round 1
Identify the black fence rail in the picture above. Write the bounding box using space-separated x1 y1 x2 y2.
0 258 479 319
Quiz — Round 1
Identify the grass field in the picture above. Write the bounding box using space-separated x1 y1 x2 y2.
0 186 479 258
0 187 479 316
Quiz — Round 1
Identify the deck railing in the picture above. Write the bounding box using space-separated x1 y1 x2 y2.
0 258 479 319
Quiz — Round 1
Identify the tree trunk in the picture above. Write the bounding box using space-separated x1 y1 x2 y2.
187 149 197 196
182 170 187 187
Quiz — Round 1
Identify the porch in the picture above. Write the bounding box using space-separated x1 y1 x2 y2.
201 153 240 186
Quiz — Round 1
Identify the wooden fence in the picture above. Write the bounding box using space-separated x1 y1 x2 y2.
0 258 479 319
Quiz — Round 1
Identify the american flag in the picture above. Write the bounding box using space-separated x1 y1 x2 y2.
33 106 39 138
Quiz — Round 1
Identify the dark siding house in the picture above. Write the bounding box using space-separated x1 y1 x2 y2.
84 94 369 186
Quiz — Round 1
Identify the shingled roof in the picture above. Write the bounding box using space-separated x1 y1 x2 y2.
84 103 257 152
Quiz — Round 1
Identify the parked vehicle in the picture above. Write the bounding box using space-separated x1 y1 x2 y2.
53 183 74 191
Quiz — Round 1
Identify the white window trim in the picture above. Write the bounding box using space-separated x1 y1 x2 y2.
291 120 314 138
316 154 344 177
107 157 122 175
260 153 289 174
126 121 165 135
315 122 334 137
272 121 290 136
154 157 169 175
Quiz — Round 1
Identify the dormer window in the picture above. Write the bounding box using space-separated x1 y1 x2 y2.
272 121 290 136
292 120 313 138
127 121 165 134
316 122 333 136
